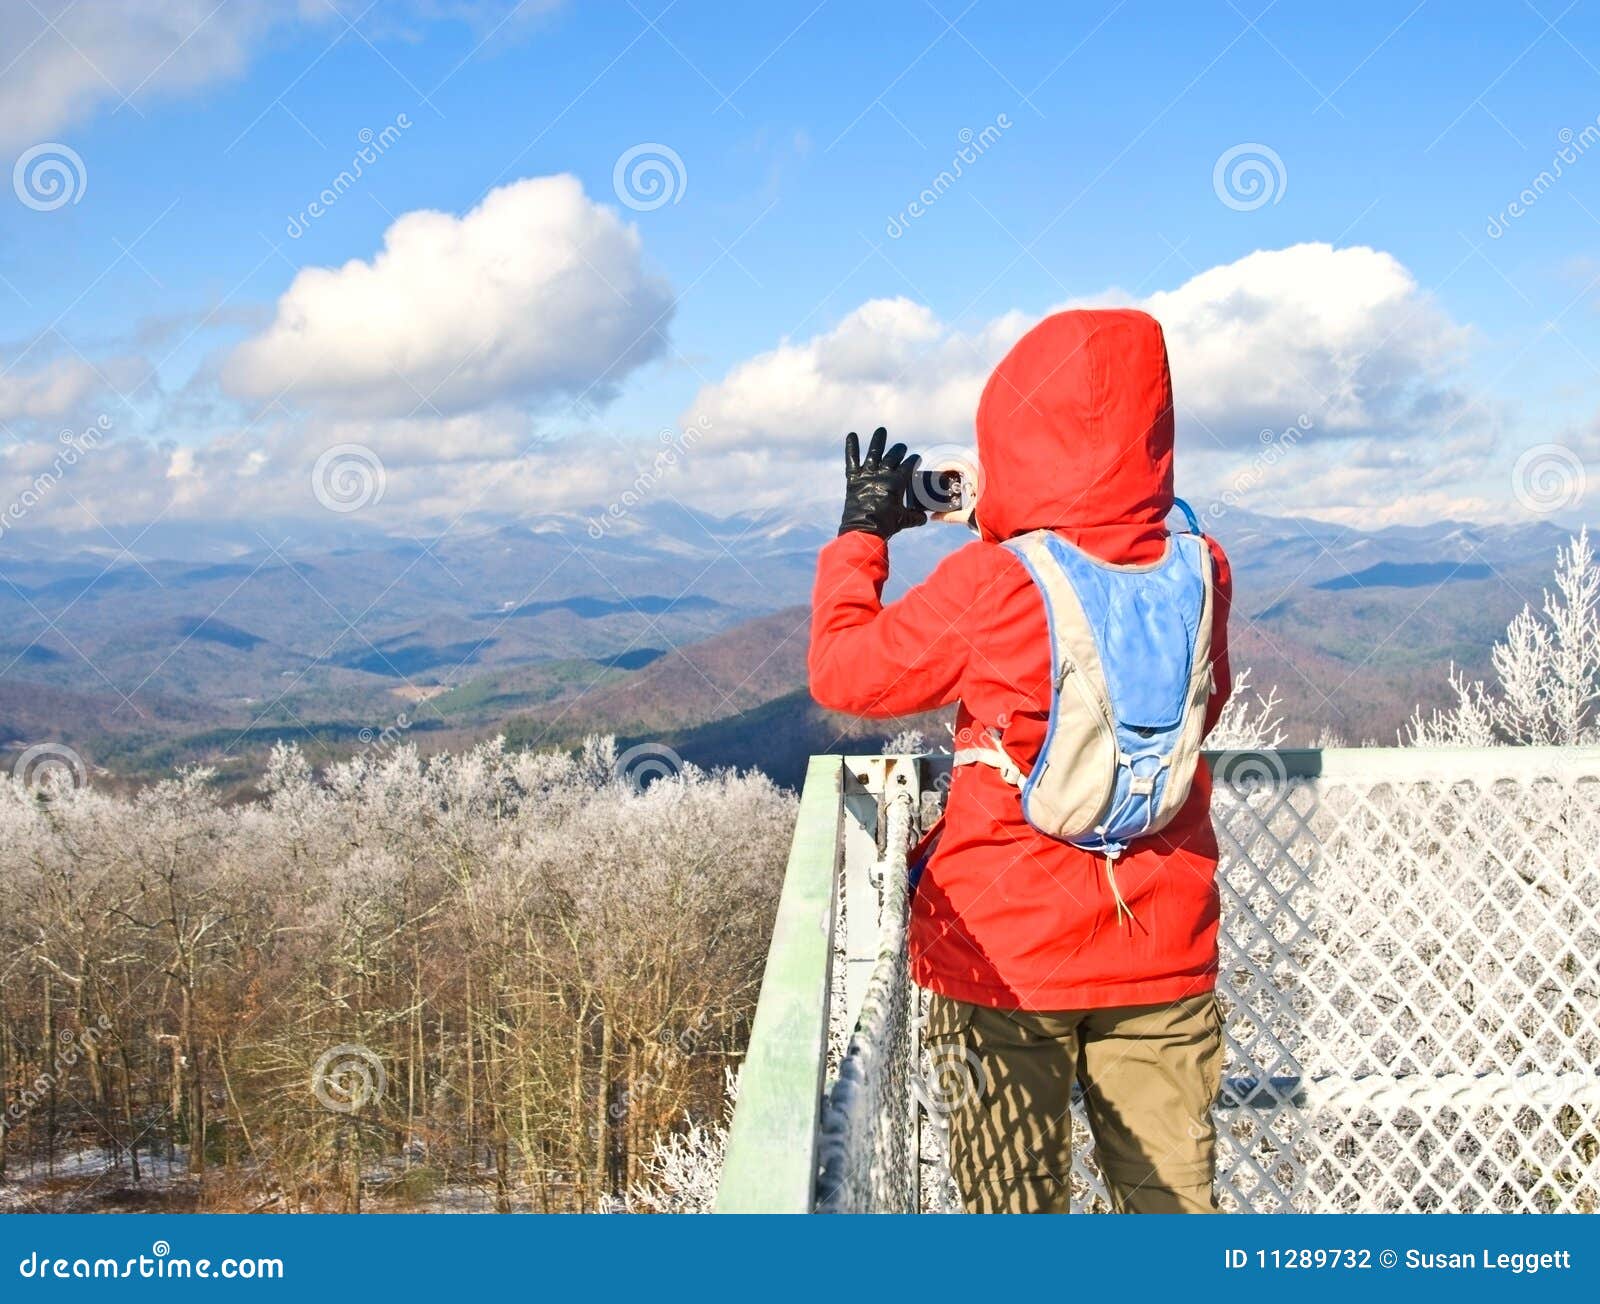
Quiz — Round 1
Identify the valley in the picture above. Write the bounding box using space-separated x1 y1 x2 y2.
0 504 1581 791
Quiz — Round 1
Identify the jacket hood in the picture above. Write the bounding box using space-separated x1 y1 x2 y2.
975 308 1174 558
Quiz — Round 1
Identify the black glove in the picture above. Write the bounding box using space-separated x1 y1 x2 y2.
838 427 927 539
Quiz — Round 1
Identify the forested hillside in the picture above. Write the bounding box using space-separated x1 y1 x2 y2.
0 738 792 1212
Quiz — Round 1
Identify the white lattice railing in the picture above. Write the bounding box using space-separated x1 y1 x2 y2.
719 748 1600 1214
1197 746 1600 1214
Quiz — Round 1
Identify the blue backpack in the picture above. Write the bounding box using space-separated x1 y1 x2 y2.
953 500 1216 922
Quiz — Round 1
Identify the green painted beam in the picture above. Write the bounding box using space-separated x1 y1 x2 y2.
1221 745 1600 781
715 754 843 1214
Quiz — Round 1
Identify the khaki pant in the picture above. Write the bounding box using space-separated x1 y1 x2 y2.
924 992 1222 1214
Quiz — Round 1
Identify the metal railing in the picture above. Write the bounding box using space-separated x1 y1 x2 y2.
716 748 1600 1214
715 755 925 1213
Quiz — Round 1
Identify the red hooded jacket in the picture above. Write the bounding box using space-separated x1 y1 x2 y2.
808 309 1233 1011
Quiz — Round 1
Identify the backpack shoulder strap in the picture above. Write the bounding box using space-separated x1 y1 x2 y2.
1172 496 1203 535
1004 530 1114 707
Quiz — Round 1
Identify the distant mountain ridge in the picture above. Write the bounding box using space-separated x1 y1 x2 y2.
1312 561 1494 592
0 504 1587 784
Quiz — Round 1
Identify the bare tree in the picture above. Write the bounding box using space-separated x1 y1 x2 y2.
0 736 792 1212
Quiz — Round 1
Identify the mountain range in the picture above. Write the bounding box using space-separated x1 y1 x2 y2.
0 504 1582 791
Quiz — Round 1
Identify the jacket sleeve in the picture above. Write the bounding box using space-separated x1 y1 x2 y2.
808 532 973 718
1202 533 1234 735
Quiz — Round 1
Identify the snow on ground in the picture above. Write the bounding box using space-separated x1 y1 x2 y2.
0 1148 576 1213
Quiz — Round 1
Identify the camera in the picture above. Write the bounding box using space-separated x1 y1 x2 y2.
910 468 965 514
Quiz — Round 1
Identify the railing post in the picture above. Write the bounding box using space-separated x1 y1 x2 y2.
714 755 843 1213
840 763 883 1039
815 759 921 1213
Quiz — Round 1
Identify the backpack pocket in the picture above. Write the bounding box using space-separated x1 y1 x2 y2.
1019 638 1118 839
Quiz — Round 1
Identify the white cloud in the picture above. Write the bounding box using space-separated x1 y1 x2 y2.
224 175 674 417
0 2 556 149
0 1 297 150
0 244 1513 533
0 355 151 425
688 244 1469 453
1148 243 1470 443
0 402 683 536
681 243 1485 519
0 358 102 422
688 298 1027 450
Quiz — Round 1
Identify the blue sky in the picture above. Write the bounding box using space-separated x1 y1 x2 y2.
2 0 1599 539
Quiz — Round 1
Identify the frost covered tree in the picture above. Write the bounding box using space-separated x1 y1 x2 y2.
0 736 793 1212
1206 669 1286 751
1408 530 1599 746
627 1068 736 1214
881 728 929 755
